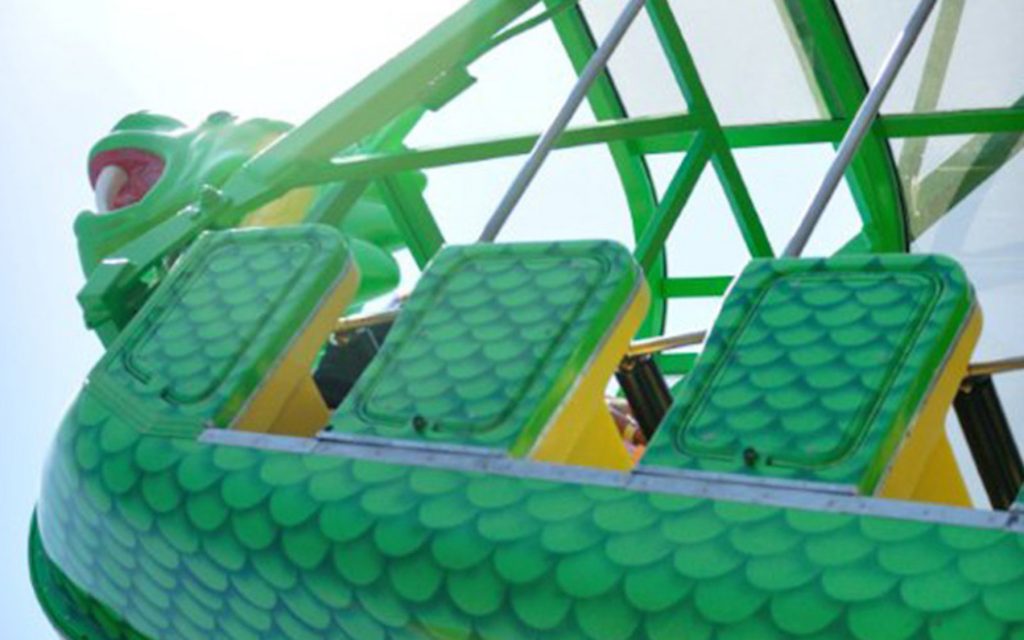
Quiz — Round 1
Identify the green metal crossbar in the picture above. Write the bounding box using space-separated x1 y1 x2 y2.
548 0 667 338
656 352 699 375
883 105 1024 138
635 133 712 272
376 173 446 267
779 0 907 253
661 276 733 298
291 107 1023 187
896 0 965 188
220 0 541 212
201 0 1022 353
261 107 1024 211
646 0 774 260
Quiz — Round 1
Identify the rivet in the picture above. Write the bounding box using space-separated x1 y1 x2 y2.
412 415 428 434
742 447 759 468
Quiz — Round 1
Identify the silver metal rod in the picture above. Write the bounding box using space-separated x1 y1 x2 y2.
334 308 400 336
478 0 647 243
627 330 707 358
783 0 938 257
968 356 1024 378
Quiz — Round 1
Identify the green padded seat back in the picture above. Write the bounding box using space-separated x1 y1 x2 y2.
89 225 354 437
330 240 644 455
642 254 976 493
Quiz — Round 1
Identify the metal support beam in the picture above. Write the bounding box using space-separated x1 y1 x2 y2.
635 133 712 272
896 0 965 187
783 0 938 257
283 107 1023 190
547 2 666 338
661 276 733 298
303 180 370 227
479 0 648 242
220 0 541 212
646 0 773 259
627 329 706 358
779 0 910 254
376 173 446 267
969 356 1024 378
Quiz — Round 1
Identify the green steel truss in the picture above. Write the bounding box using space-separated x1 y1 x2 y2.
210 0 1022 373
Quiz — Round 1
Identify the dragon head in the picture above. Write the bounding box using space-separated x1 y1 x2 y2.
74 111 414 342
74 111 295 275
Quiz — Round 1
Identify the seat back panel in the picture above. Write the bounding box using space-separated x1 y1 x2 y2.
89 225 358 437
331 241 644 458
642 255 976 495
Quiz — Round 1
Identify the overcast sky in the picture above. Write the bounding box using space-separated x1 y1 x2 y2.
0 2 468 635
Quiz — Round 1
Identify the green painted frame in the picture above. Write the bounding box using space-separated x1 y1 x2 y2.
190 0 1020 372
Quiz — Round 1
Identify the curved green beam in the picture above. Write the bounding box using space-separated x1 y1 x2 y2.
547 1 668 338
219 0 542 215
779 0 908 253
645 0 774 260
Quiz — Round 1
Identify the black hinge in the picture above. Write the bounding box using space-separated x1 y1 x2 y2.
955 374 1024 510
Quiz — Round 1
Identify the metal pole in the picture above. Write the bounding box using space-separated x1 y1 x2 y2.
626 329 707 358
968 356 1024 378
782 0 938 257
478 0 648 243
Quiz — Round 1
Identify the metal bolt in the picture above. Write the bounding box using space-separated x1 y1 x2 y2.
742 447 759 468
198 185 224 210
412 415 428 434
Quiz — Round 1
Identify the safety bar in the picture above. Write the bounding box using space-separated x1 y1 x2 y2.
967 356 1024 378
783 0 938 257
478 0 648 242
335 307 1024 381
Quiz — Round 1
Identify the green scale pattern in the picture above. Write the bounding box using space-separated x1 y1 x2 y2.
642 255 974 493
331 241 641 454
33 390 1024 640
89 225 352 437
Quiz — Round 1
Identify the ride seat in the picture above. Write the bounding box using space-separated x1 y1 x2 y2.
328 240 650 471
641 254 980 505
87 225 360 438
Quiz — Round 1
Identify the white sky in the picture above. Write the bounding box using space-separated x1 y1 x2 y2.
0 2 466 636
0 0 1019 636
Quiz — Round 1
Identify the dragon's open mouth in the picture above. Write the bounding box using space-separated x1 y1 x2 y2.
89 148 165 213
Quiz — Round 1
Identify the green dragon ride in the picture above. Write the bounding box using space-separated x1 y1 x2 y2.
30 1 1024 639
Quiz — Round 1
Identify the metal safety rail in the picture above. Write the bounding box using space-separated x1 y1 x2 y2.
782 0 939 256
478 0 649 242
333 309 1024 382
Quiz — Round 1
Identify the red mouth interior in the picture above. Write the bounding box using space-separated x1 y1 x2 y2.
89 148 165 211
